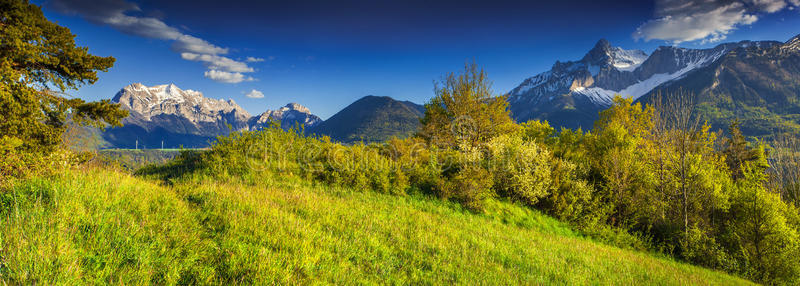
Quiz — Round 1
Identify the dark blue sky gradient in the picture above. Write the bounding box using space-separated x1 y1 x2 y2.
36 0 800 118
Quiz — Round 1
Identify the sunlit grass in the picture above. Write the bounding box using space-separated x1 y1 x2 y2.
0 168 753 284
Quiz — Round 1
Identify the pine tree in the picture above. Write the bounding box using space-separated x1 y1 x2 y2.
0 0 127 154
723 120 765 180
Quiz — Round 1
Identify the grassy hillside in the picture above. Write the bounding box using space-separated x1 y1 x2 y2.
0 168 752 284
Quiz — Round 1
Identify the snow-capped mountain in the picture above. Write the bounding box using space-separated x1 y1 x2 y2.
507 38 782 129
609 46 648 71
780 34 800 54
636 34 800 137
104 83 321 148
249 103 322 130
113 83 252 136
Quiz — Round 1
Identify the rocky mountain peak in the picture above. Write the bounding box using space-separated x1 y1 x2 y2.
582 39 614 66
580 39 647 72
593 39 612 52
783 34 800 52
250 102 321 130
282 102 311 114
103 83 324 148
506 38 784 130
110 83 253 141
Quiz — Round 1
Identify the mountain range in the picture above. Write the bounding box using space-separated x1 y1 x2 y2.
95 33 800 148
99 83 423 148
507 34 800 136
102 83 322 148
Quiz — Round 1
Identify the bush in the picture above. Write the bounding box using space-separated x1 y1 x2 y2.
486 134 552 206
443 165 494 212
537 158 598 225
318 142 409 195
0 136 91 186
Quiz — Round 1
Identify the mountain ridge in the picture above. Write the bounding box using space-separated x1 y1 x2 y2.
103 83 321 148
506 36 793 131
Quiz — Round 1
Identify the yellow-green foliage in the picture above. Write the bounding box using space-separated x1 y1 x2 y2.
723 162 800 284
0 136 90 185
486 134 551 205
418 62 519 150
0 168 755 284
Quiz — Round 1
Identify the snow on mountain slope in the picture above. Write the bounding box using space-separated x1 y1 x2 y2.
509 39 765 107
506 39 782 129
114 83 251 123
611 47 648 71
572 50 724 101
108 83 324 147
250 103 322 130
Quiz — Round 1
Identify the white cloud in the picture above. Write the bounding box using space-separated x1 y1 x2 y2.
751 0 788 12
246 57 265 63
244 89 265 98
634 0 799 44
181 53 254 73
204 70 254 84
172 35 228 55
48 0 258 84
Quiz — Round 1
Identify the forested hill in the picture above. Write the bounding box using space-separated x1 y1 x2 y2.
308 95 425 143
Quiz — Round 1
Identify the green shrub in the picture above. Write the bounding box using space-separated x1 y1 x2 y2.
486 134 552 206
537 158 598 225
444 165 494 212
721 162 800 285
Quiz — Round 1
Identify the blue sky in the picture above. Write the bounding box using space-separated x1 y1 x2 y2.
36 0 800 119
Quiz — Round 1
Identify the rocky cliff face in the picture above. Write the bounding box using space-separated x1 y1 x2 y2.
638 35 800 137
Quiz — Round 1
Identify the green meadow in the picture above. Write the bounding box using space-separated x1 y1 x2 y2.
0 168 752 284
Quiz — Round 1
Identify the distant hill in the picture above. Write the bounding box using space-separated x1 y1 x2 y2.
309 95 425 143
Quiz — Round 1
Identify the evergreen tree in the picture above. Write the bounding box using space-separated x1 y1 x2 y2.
0 0 127 154
723 120 764 180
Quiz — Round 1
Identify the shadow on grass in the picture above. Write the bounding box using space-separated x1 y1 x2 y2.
135 150 207 184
